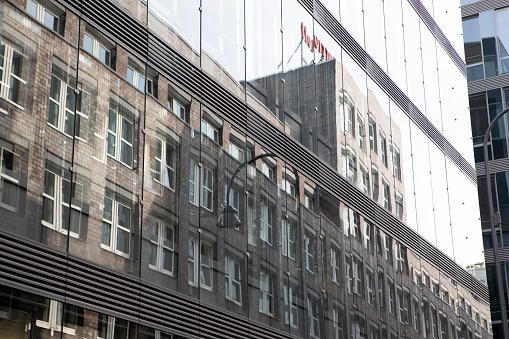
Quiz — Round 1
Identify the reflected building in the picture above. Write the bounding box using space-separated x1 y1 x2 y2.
0 0 490 338
462 0 509 337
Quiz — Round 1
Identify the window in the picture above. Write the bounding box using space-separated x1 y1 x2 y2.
127 60 146 92
0 146 20 209
305 231 315 273
47 67 85 138
358 114 365 150
281 217 297 260
225 185 240 223
332 306 344 339
382 179 391 210
353 257 363 296
304 190 314 212
432 281 440 296
0 42 26 109
346 103 355 135
343 207 359 238
42 168 83 237
201 119 219 143
388 278 395 315
346 256 353 294
260 197 273 245
413 297 421 332
27 0 64 34
97 314 129 339
392 146 401 180
154 136 177 190
167 97 187 122
384 234 392 264
307 297 320 338
284 281 298 328
107 104 134 168
360 164 369 195
366 269 375 306
364 222 372 252
371 166 379 201
423 272 430 289
342 149 357 184
398 288 409 324
229 141 245 162
331 244 341 285
200 241 213 289
378 271 385 309
83 31 113 68
395 242 407 274
188 238 214 289
101 195 131 257
225 257 242 305
395 192 403 220
189 160 214 211
36 299 77 336
369 117 377 153
259 269 274 316
431 306 438 338
261 160 275 181
281 175 296 198
380 131 387 167
148 218 175 276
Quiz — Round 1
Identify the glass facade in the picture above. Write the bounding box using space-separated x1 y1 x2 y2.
0 0 490 338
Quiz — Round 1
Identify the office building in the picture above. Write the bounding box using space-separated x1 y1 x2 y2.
462 0 509 337
0 0 491 338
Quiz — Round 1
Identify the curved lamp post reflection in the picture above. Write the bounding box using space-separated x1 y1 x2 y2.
483 107 509 339
217 152 276 228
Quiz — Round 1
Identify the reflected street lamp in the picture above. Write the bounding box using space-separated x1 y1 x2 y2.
217 153 277 228
483 107 509 339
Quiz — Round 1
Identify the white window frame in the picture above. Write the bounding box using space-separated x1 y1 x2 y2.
333 307 343 339
0 42 26 110
261 161 275 181
27 0 61 33
413 297 420 332
392 145 401 180
395 192 403 220
97 314 129 339
92 110 108 162
346 256 353 294
396 242 406 273
0 147 20 210
225 256 242 305
101 197 131 258
229 141 245 162
148 219 175 276
200 241 213 290
378 271 384 309
353 258 362 295
305 233 315 274
167 97 186 121
360 164 369 195
357 114 365 151
363 222 371 251
107 108 134 168
201 119 219 143
260 199 273 245
154 136 177 191
366 269 374 306
307 298 320 338
384 234 391 262
47 75 79 138
380 131 387 167
42 169 82 238
331 245 341 285
284 283 298 329
127 62 146 92
368 116 377 153
281 176 296 198
83 32 112 67
189 160 214 211
388 279 395 315
281 218 296 260
36 299 76 336
382 178 390 210
259 270 274 316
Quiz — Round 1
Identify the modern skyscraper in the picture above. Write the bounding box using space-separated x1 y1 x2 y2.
0 0 491 338
462 0 509 337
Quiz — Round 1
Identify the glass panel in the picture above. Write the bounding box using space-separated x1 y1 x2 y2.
480 10 497 78
339 0 364 48
202 0 245 95
363 0 386 72
384 0 406 91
